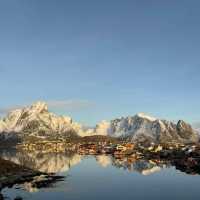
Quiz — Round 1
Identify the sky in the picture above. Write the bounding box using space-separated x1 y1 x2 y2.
0 0 200 126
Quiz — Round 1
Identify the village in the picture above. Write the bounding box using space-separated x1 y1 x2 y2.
16 139 200 161
15 139 200 176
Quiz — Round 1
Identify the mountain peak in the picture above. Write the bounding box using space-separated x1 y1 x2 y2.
135 113 157 122
0 101 199 144
0 101 82 140
30 101 48 113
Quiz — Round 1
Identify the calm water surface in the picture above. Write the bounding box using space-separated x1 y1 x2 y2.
1 149 200 200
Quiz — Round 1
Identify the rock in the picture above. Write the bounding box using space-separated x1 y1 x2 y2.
14 196 23 200
0 193 4 200
177 120 198 141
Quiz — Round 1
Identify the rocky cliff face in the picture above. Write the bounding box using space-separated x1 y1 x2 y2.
0 102 198 144
0 102 83 140
95 113 199 144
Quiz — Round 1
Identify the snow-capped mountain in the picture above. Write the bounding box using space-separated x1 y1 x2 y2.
0 101 84 140
0 102 198 144
94 113 199 144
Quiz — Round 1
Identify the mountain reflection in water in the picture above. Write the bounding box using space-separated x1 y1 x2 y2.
0 149 196 176
2 149 200 200
0 149 82 173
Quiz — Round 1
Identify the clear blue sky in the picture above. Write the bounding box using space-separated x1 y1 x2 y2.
0 0 199 125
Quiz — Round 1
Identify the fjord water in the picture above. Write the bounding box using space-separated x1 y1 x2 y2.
1 150 200 200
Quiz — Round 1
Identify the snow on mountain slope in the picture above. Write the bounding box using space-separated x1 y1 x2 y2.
95 113 160 138
0 101 198 144
0 101 84 140
136 113 157 122
94 113 199 144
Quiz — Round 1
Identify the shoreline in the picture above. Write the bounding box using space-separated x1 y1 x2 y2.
0 158 64 200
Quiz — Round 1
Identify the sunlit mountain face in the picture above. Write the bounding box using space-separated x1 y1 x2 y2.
0 102 199 145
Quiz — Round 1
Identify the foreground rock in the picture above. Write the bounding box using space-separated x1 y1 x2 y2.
0 158 64 199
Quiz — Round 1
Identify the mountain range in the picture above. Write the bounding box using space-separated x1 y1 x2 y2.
0 101 199 144
95 113 199 144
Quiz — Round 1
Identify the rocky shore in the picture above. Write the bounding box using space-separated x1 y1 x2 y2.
0 158 64 200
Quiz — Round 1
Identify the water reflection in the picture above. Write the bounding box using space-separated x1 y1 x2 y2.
1 150 200 200
0 149 200 176
110 157 171 175
96 155 112 168
0 149 82 173
0 149 166 175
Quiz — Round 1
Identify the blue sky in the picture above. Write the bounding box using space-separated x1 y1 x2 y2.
0 0 200 125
